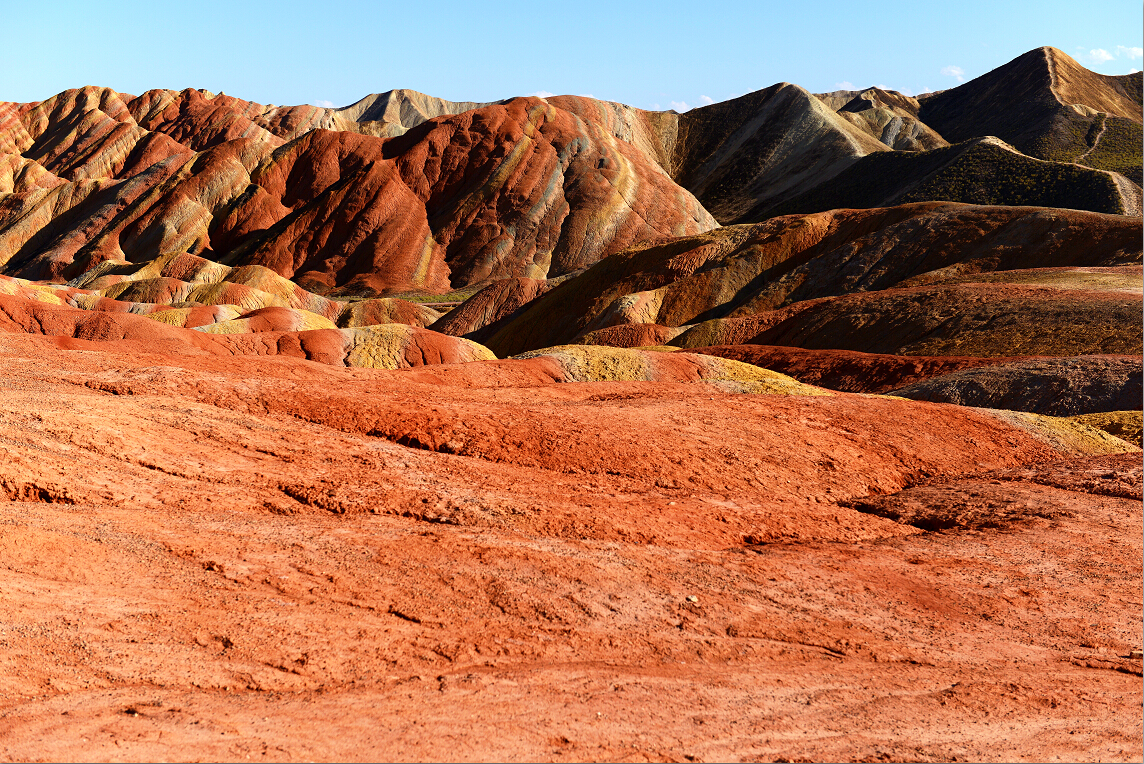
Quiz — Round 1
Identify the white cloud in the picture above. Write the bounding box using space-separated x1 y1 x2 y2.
699 95 715 106
834 81 854 90
578 93 596 99
669 100 691 112
1117 45 1144 59
527 90 555 98
1089 48 1115 63
312 100 335 108
1131 68 1141 74
918 86 933 94
940 65 965 83
649 103 662 110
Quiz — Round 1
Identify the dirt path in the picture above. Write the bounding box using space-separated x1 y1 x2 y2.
1111 170 1144 216
1076 113 1107 163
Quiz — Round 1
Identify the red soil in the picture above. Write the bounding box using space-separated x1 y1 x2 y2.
0 334 1139 761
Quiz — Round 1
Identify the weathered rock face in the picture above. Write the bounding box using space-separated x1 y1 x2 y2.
667 84 890 223
481 203 1142 357
817 88 948 152
428 277 550 341
384 98 716 284
0 90 717 292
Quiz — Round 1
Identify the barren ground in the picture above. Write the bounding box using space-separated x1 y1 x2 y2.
0 335 1140 762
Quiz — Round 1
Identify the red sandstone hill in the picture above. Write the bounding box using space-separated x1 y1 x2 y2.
0 88 715 293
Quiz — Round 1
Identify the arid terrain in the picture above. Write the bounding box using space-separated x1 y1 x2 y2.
0 46 1141 762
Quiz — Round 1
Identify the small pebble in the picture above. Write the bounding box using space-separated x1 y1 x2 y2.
686 595 699 603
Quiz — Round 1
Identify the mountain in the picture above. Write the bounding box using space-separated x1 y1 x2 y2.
663 84 890 222
645 46 1142 220
759 135 1136 219
821 87 948 151
917 47 1142 181
469 202 1140 357
0 88 715 293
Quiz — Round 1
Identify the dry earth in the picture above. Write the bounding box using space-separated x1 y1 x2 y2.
0 335 1139 762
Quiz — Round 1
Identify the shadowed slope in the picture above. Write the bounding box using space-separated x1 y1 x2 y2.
668 84 889 223
757 136 1135 219
917 47 1142 179
888 356 1142 416
689 346 1054 394
671 283 1141 358
481 203 1141 356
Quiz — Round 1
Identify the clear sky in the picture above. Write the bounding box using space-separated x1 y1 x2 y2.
3 0 1141 110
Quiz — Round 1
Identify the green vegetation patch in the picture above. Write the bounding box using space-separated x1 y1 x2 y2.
898 142 1123 211
1080 116 1143 184
753 140 1124 221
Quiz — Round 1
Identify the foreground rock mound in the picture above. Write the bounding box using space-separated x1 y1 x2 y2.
0 292 493 369
509 344 828 394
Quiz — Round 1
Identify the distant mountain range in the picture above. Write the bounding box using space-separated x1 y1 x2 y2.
0 46 1139 297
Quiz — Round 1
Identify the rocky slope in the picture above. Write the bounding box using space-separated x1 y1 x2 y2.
0 329 1139 761
477 203 1141 356
0 89 716 292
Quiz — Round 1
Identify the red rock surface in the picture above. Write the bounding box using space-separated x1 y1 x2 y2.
0 334 1138 761
428 277 550 340
574 322 684 348
0 90 716 291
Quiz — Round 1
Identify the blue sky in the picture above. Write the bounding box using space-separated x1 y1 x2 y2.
3 0 1141 110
